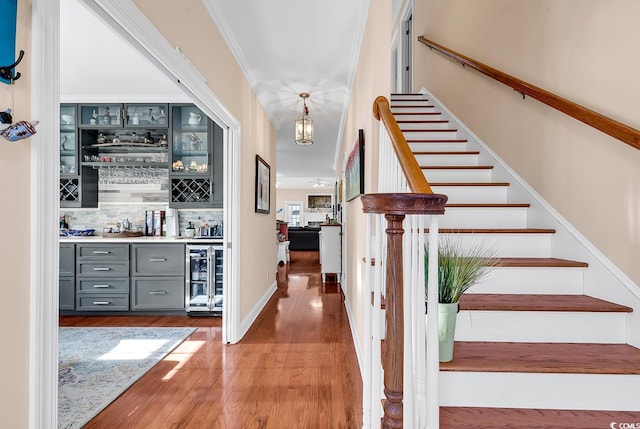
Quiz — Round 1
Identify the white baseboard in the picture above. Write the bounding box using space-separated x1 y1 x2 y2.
238 280 277 340
343 290 365 380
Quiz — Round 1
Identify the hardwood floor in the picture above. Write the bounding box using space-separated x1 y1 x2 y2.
60 250 362 428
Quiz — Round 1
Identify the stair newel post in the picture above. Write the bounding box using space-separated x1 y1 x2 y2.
381 212 406 429
362 193 447 429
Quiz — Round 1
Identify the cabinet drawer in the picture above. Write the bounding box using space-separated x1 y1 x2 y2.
76 294 129 311
59 277 75 310
77 244 129 260
77 278 129 293
77 261 129 277
132 244 185 276
59 243 75 276
131 277 185 310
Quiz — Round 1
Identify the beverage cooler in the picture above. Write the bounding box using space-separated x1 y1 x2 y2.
185 245 223 313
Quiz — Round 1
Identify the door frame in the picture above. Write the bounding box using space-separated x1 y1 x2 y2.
30 0 242 426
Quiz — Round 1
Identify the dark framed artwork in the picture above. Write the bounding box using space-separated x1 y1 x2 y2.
255 155 270 214
345 129 365 201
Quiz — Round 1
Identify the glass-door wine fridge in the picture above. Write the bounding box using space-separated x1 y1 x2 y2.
185 245 223 313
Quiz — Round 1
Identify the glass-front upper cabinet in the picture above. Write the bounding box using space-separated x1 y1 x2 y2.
79 104 122 127
171 104 210 174
124 103 168 127
59 104 77 176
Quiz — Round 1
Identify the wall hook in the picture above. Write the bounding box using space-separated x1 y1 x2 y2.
0 50 24 82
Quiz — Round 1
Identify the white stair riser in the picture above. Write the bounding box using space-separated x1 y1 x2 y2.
469 267 585 295
414 154 479 166
399 121 450 130
437 233 552 257
440 207 528 229
430 185 508 203
391 106 438 114
409 142 468 151
394 113 442 121
453 311 627 343
402 130 458 139
440 372 640 411
423 169 493 182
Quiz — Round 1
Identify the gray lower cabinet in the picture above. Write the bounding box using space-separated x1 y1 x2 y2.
75 243 130 311
59 243 75 310
131 244 185 310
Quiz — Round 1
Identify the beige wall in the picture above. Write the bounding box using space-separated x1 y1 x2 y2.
337 0 391 349
133 0 277 320
414 0 640 286
0 0 31 426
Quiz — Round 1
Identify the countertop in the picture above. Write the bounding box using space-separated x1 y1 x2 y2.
59 235 224 244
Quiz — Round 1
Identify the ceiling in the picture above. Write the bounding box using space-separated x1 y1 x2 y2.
60 0 374 189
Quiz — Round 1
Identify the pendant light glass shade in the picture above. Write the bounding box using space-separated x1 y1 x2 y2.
295 93 314 145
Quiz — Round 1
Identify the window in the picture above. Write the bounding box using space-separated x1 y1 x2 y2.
285 201 302 227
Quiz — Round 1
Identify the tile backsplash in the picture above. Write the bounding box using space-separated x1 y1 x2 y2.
62 204 223 236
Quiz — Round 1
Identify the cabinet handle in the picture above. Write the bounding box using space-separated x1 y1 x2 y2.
92 284 111 288
92 301 110 305
149 290 167 295
93 267 111 271
149 258 167 262
93 251 111 254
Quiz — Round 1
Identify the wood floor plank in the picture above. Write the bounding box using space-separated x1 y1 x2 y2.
61 250 362 428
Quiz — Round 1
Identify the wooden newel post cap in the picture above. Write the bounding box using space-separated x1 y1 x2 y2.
361 193 448 215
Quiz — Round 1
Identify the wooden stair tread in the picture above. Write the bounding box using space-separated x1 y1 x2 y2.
425 228 555 234
440 406 640 428
390 104 436 109
403 128 457 132
440 342 640 374
393 111 442 116
407 139 468 142
459 294 633 313
447 203 530 208
397 120 448 124
422 165 493 169
429 182 509 186
496 257 588 267
413 151 479 155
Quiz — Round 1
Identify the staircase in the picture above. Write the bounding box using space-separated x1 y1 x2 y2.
389 91 640 427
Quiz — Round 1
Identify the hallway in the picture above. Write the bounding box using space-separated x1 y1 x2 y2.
61 250 362 428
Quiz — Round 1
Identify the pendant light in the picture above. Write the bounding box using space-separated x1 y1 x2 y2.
295 92 314 145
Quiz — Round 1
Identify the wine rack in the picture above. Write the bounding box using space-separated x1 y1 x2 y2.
171 178 213 206
60 178 80 204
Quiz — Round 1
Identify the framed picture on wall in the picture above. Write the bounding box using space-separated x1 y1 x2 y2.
255 155 270 214
345 129 364 201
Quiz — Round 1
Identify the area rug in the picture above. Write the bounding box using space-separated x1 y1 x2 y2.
58 327 196 429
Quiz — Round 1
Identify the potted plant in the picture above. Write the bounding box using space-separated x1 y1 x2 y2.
425 238 499 362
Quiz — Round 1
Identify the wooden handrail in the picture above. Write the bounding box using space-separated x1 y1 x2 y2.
373 96 434 193
418 36 640 151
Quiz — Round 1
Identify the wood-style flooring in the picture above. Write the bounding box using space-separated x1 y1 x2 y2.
60 250 362 428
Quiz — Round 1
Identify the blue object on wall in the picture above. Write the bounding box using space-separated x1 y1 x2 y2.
0 0 18 85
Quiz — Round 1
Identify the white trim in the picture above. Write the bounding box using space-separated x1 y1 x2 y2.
239 281 278 339
31 0 244 424
343 287 364 382
83 0 242 345
31 1 60 427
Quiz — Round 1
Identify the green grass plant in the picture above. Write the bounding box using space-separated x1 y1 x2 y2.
425 237 499 304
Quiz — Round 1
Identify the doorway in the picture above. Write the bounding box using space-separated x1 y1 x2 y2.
32 0 242 426
285 201 303 227
401 13 413 93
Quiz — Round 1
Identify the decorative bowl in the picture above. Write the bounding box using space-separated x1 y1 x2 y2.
61 114 73 125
